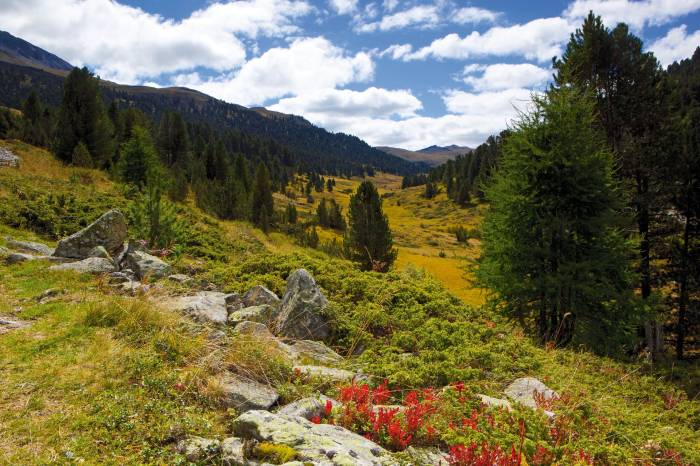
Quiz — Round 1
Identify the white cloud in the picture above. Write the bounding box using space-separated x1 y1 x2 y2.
462 63 551 91
271 87 422 118
357 5 440 32
650 25 700 66
453 7 501 25
383 0 399 12
564 0 700 30
443 88 535 117
329 0 358 15
399 17 573 62
0 0 312 83
379 44 414 60
172 37 374 106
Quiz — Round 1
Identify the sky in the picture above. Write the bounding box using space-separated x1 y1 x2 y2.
0 1 699 150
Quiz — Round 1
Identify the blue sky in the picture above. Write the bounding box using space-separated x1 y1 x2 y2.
1 1 699 149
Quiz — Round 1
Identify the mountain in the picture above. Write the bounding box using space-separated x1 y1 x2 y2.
0 30 423 176
376 144 471 166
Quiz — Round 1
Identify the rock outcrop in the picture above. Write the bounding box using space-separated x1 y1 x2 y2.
219 374 280 412
285 340 343 365
6 239 53 255
242 285 281 308
176 436 221 462
227 305 275 327
505 377 557 410
276 394 339 420
5 252 37 264
125 250 171 280
293 365 360 383
233 410 397 465
168 292 228 325
275 269 330 340
53 210 127 259
49 257 116 274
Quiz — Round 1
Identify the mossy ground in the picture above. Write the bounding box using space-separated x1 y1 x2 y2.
1 141 698 464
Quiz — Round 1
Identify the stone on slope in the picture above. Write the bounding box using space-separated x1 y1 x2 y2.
168 292 228 325
275 269 330 340
228 305 275 327
168 273 192 284
220 437 246 466
476 394 512 410
0 316 29 334
276 394 340 420
232 320 277 339
293 365 361 383
53 210 127 259
88 245 112 260
49 257 116 274
243 285 281 308
6 239 53 255
176 436 221 462
125 250 171 280
219 374 279 412
405 446 450 466
504 377 557 410
5 252 36 264
286 340 343 365
233 410 397 466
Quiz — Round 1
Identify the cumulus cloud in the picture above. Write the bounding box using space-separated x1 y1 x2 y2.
271 87 422 118
357 4 440 32
564 0 700 30
462 63 551 91
0 0 312 83
394 17 573 62
172 37 374 106
453 7 501 25
650 25 700 66
329 0 358 15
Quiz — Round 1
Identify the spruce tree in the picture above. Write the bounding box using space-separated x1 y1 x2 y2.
317 199 329 226
476 88 638 351
252 162 274 229
21 91 49 147
117 126 158 188
345 181 397 272
285 203 298 224
71 141 93 168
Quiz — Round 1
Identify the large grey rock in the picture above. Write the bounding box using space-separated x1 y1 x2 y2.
125 251 170 280
232 320 277 339
6 239 53 255
504 377 557 410
176 436 221 462
53 210 127 259
88 245 112 260
286 340 343 365
243 285 281 308
405 447 449 466
233 410 397 466
168 273 192 284
276 395 339 420
477 394 512 410
275 269 330 340
5 252 36 264
49 257 116 274
293 365 361 383
219 374 279 412
221 437 246 466
168 292 228 324
228 305 275 327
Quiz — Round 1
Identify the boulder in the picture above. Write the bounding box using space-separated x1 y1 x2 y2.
225 292 243 310
243 285 281 308
476 394 512 410
232 321 277 339
125 250 171 280
168 273 192 284
228 305 275 327
504 377 557 410
49 257 116 274
233 410 397 465
219 373 280 412
108 271 133 284
119 280 149 295
286 340 343 365
275 269 330 340
405 446 450 466
276 394 340 420
293 365 361 383
221 437 246 466
53 210 127 259
176 436 221 462
6 239 53 255
88 245 112 260
5 252 36 264
168 292 228 325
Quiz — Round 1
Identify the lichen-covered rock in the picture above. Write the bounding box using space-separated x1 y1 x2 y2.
219 374 279 412
504 377 557 410
108 271 133 284
232 320 277 339
168 273 192 284
221 437 246 466
228 305 275 327
276 395 340 420
125 250 171 280
88 245 112 260
286 340 343 365
6 239 53 255
275 269 330 340
53 210 127 259
5 252 36 264
476 394 512 410
233 410 397 465
49 257 116 274
243 285 281 308
293 365 361 383
168 292 228 324
405 446 450 466
176 436 221 462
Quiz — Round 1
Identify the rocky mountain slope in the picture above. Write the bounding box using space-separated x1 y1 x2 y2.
376 145 471 166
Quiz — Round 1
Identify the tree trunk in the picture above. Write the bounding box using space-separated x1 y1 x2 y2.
676 212 690 360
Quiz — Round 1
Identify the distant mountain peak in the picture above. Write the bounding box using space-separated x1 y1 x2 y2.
0 30 73 72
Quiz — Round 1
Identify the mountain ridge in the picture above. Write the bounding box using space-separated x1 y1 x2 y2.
376 144 472 166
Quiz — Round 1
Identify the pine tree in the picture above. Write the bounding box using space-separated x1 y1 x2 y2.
317 199 329 226
285 203 298 224
71 141 93 168
117 126 158 188
252 162 274 228
55 67 114 167
476 88 639 351
345 181 397 272
156 111 189 167
21 91 49 147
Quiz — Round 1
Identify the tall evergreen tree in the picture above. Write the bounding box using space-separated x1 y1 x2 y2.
156 111 189 167
476 88 638 351
251 161 274 229
71 141 93 168
21 91 49 147
117 126 158 189
345 181 397 272
55 67 114 167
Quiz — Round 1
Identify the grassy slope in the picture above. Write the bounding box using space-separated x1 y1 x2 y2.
1 141 699 465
